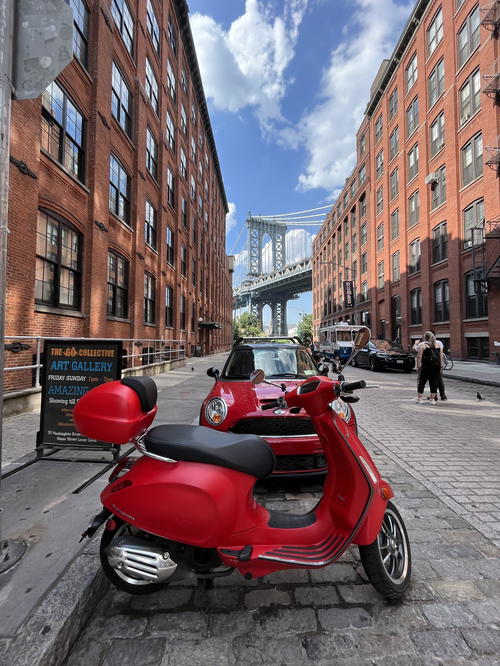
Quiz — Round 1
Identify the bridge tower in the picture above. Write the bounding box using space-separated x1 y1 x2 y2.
247 216 288 335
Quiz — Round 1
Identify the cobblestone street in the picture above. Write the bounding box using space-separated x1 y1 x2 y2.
65 366 500 665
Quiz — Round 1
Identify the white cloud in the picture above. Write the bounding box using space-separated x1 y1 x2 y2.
226 202 238 233
191 0 309 132
293 0 413 194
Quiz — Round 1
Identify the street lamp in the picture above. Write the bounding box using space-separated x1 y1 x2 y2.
318 261 354 276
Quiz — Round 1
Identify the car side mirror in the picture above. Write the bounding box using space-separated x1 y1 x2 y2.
318 364 329 376
250 369 265 385
354 326 371 350
207 367 219 381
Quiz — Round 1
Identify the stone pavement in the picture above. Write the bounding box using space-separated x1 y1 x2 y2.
443 360 500 387
66 366 500 665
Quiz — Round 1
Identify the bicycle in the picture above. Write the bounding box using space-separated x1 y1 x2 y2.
443 353 454 370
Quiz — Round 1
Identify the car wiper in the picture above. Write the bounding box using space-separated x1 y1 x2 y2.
267 373 301 378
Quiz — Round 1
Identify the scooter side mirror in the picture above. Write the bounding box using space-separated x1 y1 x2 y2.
207 367 220 381
250 369 265 385
354 326 371 350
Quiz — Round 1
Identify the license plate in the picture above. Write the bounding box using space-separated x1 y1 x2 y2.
396 360 403 364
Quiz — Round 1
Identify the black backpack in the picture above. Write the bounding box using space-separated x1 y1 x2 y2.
422 344 441 369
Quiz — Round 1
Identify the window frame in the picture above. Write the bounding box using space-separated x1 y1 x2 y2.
459 69 480 125
465 270 488 318
144 199 157 249
144 273 156 324
408 238 421 274
410 288 422 325
166 225 175 266
433 279 449 322
430 165 446 210
428 58 445 109
427 7 443 56
391 251 400 282
146 0 160 55
406 53 418 91
69 0 89 68
145 58 159 114
107 250 128 319
406 97 419 137
463 198 484 249
408 190 420 228
165 285 174 328
457 5 480 69
109 154 130 225
111 0 134 55
145 127 158 180
430 111 445 157
461 132 483 186
432 221 448 264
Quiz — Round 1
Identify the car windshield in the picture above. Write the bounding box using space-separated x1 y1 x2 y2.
222 347 318 379
374 339 401 351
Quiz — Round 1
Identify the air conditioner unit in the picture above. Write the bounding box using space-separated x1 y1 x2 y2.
425 172 439 184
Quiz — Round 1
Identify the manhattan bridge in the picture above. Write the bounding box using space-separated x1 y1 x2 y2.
232 205 331 335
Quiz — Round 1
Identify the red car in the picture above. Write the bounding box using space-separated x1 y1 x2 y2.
199 338 357 477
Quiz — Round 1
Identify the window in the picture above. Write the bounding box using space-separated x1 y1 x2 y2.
409 238 421 274
391 251 400 282
146 0 160 55
375 150 384 178
167 168 175 208
190 175 196 200
433 280 449 322
459 69 480 124
41 81 85 181
166 226 175 265
166 111 175 151
144 273 156 324
180 67 188 93
377 261 384 289
145 200 157 249
428 59 445 108
389 87 398 119
111 63 132 136
111 0 133 55
467 337 489 359
180 245 187 277
166 59 176 100
389 126 399 160
190 136 196 162
377 223 384 251
457 6 480 68
146 128 158 179
359 133 366 155
465 271 488 318
180 104 187 133
191 302 196 332
109 154 130 224
432 221 448 263
430 112 445 157
180 148 187 178
406 54 418 91
165 286 174 327
69 0 89 67
35 210 81 309
408 191 420 228
191 103 197 125
179 294 186 330
181 197 188 229
463 199 484 248
406 97 419 136
361 252 367 274
408 143 419 180
359 194 367 218
107 251 128 318
352 233 357 253
391 209 400 240
361 222 367 246
375 114 383 142
431 165 446 210
427 7 443 56
191 258 196 286
376 186 383 215
344 241 350 261
361 280 368 301
390 168 399 200
145 59 159 113
167 16 177 53
410 288 422 325
461 132 483 186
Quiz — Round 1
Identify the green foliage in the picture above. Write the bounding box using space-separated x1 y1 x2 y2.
233 312 264 340
296 313 313 345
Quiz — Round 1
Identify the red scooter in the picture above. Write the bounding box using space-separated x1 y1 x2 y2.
74 327 411 599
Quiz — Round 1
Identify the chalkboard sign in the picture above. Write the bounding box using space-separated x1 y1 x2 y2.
38 340 123 453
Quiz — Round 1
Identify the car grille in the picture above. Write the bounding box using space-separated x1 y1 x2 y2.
275 454 327 473
231 417 315 436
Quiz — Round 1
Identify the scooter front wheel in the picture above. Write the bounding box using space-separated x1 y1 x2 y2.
358 502 411 600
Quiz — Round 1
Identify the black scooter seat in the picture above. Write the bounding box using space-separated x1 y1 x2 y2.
142 425 276 479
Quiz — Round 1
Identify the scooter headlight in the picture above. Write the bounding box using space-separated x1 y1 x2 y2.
205 398 227 425
330 398 351 421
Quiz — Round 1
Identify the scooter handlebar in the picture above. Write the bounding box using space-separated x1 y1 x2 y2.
340 379 366 393
261 401 280 410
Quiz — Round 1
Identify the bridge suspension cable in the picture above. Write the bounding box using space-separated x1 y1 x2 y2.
251 204 332 218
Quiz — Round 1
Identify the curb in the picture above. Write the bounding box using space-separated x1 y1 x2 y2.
3 539 108 666
442 372 500 388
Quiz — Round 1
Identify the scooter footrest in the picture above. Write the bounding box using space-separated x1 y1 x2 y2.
259 534 349 566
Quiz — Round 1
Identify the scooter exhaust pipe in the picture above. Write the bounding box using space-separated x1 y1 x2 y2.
106 536 178 584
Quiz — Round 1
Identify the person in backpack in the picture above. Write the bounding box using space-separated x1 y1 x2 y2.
415 331 443 404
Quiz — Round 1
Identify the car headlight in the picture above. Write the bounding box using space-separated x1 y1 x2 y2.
205 398 227 425
330 398 351 421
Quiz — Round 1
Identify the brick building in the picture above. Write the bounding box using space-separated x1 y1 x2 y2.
312 0 500 360
6 0 233 392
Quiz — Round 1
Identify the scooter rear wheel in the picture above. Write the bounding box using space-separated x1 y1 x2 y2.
358 502 411 600
100 519 166 595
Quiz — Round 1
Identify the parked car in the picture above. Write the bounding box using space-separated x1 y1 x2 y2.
199 338 357 477
353 339 415 373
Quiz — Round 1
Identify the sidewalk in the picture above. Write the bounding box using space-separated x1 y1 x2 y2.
443 360 500 387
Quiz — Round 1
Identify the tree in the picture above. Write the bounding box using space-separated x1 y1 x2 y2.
296 313 313 346
233 312 264 340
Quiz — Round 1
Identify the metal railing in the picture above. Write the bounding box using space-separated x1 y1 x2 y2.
3 336 187 393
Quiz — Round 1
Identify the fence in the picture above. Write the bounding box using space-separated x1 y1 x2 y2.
3 336 187 395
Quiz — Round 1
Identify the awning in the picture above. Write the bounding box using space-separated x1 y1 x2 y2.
198 321 223 330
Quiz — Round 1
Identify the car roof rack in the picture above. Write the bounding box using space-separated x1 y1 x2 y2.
233 336 305 347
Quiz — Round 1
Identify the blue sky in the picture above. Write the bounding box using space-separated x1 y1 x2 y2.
188 0 414 327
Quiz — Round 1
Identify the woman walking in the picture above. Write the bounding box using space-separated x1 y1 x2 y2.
415 331 443 404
